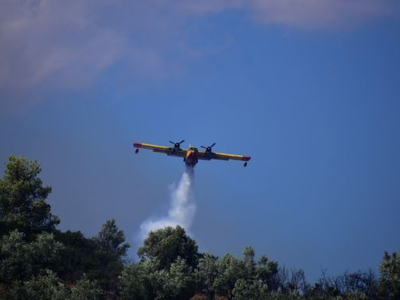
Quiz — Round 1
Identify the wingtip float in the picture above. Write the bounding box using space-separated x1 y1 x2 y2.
133 140 251 167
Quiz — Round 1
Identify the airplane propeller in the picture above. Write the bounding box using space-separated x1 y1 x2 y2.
169 140 185 148
201 143 216 153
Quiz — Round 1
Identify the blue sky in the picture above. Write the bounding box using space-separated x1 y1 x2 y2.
1 0 400 281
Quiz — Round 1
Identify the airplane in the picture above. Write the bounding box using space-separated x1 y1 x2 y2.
133 140 251 167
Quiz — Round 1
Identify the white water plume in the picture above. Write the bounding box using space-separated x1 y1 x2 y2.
140 166 196 239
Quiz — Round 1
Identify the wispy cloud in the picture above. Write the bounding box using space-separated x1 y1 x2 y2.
247 0 399 29
0 1 178 90
163 0 399 29
0 0 183 113
0 0 398 114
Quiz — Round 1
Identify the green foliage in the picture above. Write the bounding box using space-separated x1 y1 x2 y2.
138 226 199 270
159 256 196 300
118 263 147 300
2 271 103 300
211 247 279 300
119 257 196 300
378 251 400 299
257 254 279 290
232 278 268 300
54 229 99 282
2 270 67 300
0 156 398 300
20 270 68 300
0 230 28 281
70 275 103 300
90 219 130 296
95 219 130 259
0 156 59 238
135 259 161 300
196 253 219 299
55 219 130 296
242 246 256 277
214 253 245 299
0 158 128 298
0 230 64 282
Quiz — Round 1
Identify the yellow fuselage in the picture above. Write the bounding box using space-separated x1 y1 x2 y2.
184 148 198 167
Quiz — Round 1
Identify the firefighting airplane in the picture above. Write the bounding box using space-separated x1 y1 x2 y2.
133 140 251 167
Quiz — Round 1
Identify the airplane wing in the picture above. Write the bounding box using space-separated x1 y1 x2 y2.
133 142 187 157
198 151 251 162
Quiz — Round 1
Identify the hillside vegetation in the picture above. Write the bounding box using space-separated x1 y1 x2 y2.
0 156 399 300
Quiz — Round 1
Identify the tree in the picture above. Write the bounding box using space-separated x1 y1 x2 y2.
138 226 199 270
123 226 200 300
92 219 130 297
156 257 196 300
379 251 400 300
232 278 267 300
54 230 100 282
256 255 279 291
0 156 59 239
69 275 103 300
214 253 245 300
336 270 377 299
0 230 28 282
0 230 64 283
118 263 147 300
7 270 68 300
269 266 309 297
242 247 256 280
2 270 103 300
134 259 161 300
95 219 130 259
196 253 219 299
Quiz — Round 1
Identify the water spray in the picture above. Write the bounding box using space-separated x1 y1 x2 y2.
139 166 196 239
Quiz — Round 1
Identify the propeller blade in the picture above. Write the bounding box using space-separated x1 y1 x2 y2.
201 146 206 149
179 140 185 144
210 143 216 148
169 141 174 144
